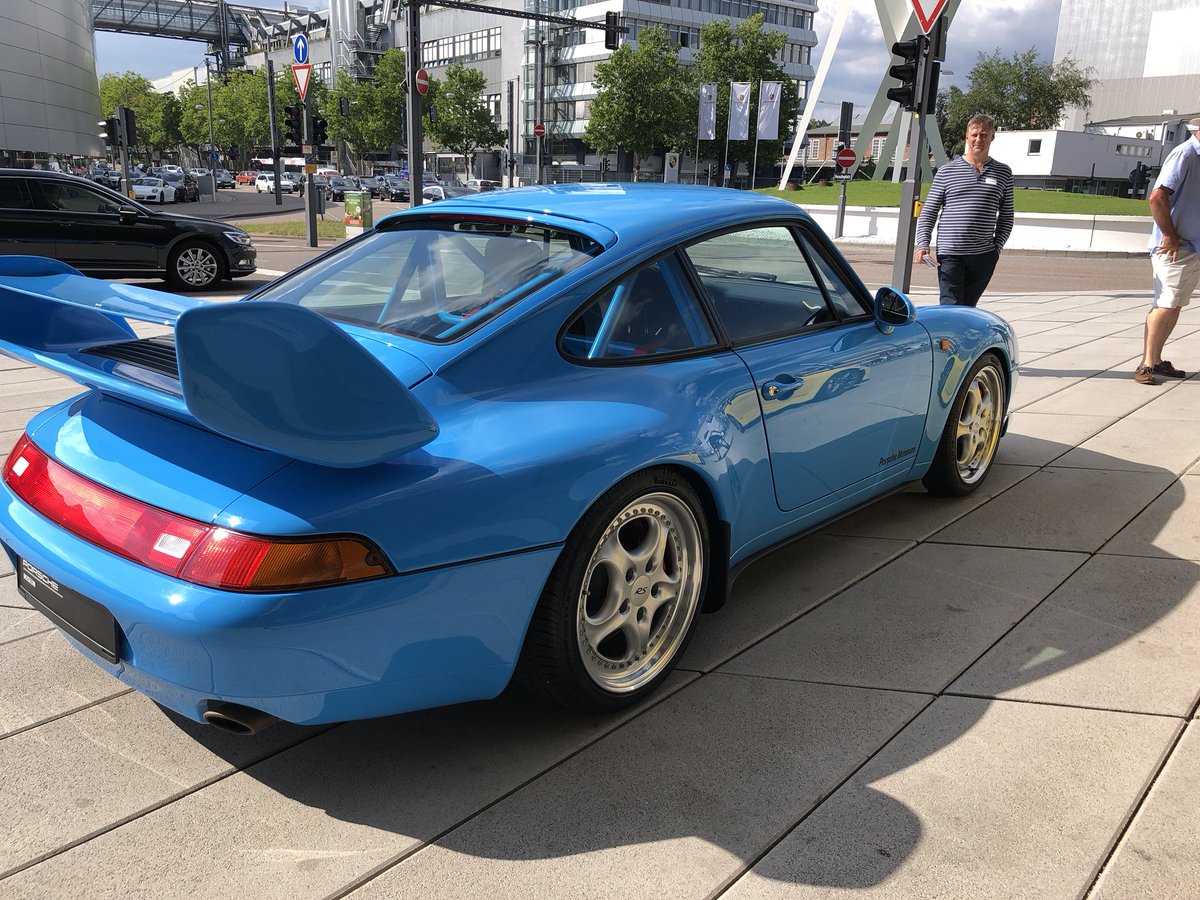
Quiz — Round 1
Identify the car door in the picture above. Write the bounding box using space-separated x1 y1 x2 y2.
0 175 57 258
39 180 165 273
683 223 933 513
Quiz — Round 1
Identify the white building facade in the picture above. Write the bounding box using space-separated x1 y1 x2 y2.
242 0 817 179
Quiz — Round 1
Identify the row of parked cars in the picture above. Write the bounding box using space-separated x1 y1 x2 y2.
223 168 505 203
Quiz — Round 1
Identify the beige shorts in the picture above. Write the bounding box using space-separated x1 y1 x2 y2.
1151 247 1200 308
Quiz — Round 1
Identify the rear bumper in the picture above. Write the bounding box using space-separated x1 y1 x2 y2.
0 491 558 726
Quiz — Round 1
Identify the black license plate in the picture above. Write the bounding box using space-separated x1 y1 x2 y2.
17 557 119 663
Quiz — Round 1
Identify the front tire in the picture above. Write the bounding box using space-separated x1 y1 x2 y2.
516 468 709 711
167 241 225 291
923 352 1006 496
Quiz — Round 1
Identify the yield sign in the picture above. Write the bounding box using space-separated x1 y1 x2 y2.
293 63 312 101
909 0 948 33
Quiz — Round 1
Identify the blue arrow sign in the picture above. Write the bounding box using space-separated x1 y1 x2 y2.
293 35 309 65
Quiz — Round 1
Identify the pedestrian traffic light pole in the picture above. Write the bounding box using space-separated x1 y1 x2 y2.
889 17 945 292
265 59 283 207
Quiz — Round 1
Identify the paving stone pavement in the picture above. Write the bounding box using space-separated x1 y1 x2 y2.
1 283 1198 899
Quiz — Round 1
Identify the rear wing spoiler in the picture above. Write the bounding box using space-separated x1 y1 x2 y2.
0 257 438 467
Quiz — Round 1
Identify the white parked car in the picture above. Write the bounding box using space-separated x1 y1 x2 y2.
130 177 176 204
255 173 294 194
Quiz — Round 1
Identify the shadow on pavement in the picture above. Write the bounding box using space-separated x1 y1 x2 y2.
207 442 1194 892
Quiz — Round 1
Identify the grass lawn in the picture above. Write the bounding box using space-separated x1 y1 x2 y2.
759 182 1150 216
240 219 348 239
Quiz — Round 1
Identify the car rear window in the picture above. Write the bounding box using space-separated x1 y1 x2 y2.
249 217 602 342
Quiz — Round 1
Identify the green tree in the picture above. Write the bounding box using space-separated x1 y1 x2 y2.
425 64 505 178
214 68 271 167
690 15 800 180
584 23 690 171
99 71 181 157
323 48 409 169
939 49 1093 146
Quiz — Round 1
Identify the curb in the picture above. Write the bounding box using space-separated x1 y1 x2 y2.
832 239 1146 260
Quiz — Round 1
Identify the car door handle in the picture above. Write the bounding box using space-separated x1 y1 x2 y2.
762 374 800 401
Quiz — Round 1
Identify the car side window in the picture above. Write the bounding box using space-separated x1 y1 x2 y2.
683 226 836 344
39 182 123 215
562 255 716 361
0 178 34 210
798 231 871 319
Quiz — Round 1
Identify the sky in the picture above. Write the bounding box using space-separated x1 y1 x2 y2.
95 0 1065 110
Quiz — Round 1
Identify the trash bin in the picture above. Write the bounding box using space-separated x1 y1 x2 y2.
344 191 373 237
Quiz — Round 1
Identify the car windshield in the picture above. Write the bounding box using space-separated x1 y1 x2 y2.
249 218 602 342
133 178 158 186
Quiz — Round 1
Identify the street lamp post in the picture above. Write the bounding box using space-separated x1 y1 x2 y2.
205 58 217 202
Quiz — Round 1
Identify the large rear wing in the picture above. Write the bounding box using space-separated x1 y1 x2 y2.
0 257 438 467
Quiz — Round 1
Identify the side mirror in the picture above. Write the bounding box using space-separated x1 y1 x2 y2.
874 286 916 334
118 207 139 225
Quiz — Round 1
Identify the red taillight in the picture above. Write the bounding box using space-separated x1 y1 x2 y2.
3 435 392 592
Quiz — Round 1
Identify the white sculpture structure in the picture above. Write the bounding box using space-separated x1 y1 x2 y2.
778 0 962 189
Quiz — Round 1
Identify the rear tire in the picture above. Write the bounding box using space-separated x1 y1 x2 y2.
516 468 709 711
923 352 1006 496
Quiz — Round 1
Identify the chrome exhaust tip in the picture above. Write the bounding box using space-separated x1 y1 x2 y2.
202 701 279 735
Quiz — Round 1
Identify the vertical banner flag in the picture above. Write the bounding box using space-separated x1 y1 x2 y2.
756 81 782 141
729 82 751 140
698 84 717 140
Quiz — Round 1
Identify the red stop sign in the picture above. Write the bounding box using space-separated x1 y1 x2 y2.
415 68 429 96
835 147 857 168
534 123 546 137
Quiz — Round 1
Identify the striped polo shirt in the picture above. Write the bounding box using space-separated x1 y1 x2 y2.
916 155 1015 255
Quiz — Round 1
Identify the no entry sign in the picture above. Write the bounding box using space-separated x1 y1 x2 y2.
415 68 429 96
534 123 546 137
835 147 857 168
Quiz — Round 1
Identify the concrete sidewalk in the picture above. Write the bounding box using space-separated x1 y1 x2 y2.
1 287 1198 899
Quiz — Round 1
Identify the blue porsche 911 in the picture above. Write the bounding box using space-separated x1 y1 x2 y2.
0 184 1016 734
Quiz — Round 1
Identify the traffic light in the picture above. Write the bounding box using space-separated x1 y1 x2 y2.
99 117 120 146
339 96 350 117
311 116 328 145
121 107 137 149
283 104 304 147
886 36 925 112
604 11 620 51
599 156 609 176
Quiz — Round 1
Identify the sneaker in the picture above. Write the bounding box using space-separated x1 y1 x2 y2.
1153 360 1186 378
1134 365 1160 385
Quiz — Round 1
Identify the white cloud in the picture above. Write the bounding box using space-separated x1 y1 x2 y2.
810 0 1064 117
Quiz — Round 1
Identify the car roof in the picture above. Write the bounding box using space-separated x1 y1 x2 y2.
387 183 806 247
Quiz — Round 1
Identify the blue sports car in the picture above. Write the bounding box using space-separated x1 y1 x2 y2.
0 185 1017 734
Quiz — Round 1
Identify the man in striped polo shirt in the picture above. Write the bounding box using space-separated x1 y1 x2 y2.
915 113 1014 306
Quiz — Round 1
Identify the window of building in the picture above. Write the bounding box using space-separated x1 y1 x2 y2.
1028 139 1042 155
871 136 886 159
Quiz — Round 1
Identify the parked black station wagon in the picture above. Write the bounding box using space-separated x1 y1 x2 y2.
0 169 256 290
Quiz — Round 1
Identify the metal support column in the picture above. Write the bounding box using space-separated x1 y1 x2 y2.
405 0 425 206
